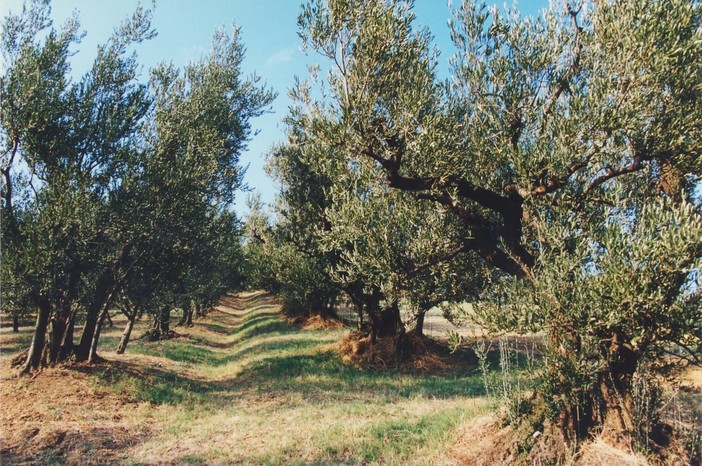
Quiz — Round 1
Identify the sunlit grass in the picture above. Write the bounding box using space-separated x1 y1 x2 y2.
0 293 508 464
86 292 500 464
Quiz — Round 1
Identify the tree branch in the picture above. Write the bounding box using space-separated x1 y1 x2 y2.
583 155 644 196
541 2 583 125
355 142 534 276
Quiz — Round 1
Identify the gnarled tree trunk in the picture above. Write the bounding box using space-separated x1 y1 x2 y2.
544 330 640 444
22 298 51 374
597 334 638 439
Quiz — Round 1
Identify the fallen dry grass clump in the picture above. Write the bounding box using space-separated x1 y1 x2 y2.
337 330 456 372
292 313 345 331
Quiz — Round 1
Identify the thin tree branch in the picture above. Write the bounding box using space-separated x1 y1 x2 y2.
583 155 644 196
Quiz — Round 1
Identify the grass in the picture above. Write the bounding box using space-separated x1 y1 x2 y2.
103 293 495 464
1 292 500 465
4 293 699 464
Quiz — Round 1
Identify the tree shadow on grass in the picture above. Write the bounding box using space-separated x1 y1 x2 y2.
228 349 488 401
75 360 216 405
89 339 488 408
89 291 537 410
196 322 231 335
0 331 33 359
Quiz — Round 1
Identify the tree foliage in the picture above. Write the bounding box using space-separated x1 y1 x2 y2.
268 0 702 448
1 0 273 369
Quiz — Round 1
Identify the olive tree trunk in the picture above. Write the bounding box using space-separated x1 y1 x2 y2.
116 311 136 354
22 298 51 374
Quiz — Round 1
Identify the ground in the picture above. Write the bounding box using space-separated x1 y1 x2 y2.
0 292 491 465
1 292 700 465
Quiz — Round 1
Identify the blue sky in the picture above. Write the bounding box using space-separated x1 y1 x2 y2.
1 0 549 216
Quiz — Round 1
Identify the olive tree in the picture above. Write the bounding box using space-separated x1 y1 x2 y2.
114 24 274 343
1 0 273 368
1 0 154 370
291 0 702 446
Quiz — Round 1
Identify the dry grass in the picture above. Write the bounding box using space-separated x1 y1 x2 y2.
576 438 649 466
295 313 345 331
3 293 697 464
337 330 462 373
0 292 491 465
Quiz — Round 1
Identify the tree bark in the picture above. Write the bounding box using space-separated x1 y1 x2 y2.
12 313 19 332
548 330 639 442
76 301 102 361
76 243 132 361
159 306 171 335
598 334 638 438
414 311 426 336
364 289 383 343
368 297 402 341
49 263 81 364
88 304 111 364
57 307 78 362
375 302 403 338
22 298 51 373
185 304 194 326
348 294 364 331
116 311 136 354
178 301 193 327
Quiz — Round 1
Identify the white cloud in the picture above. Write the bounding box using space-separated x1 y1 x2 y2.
265 46 296 68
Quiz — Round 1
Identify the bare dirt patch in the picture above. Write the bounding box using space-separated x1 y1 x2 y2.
0 367 153 465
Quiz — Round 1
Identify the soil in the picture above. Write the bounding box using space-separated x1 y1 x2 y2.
0 367 152 465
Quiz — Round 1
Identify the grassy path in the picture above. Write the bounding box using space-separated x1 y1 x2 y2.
1 292 491 465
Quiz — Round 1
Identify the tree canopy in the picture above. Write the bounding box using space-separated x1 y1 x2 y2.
1 0 274 370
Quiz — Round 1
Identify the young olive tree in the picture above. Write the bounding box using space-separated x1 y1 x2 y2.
292 0 702 445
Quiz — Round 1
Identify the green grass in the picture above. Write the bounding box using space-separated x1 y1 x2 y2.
83 292 506 464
